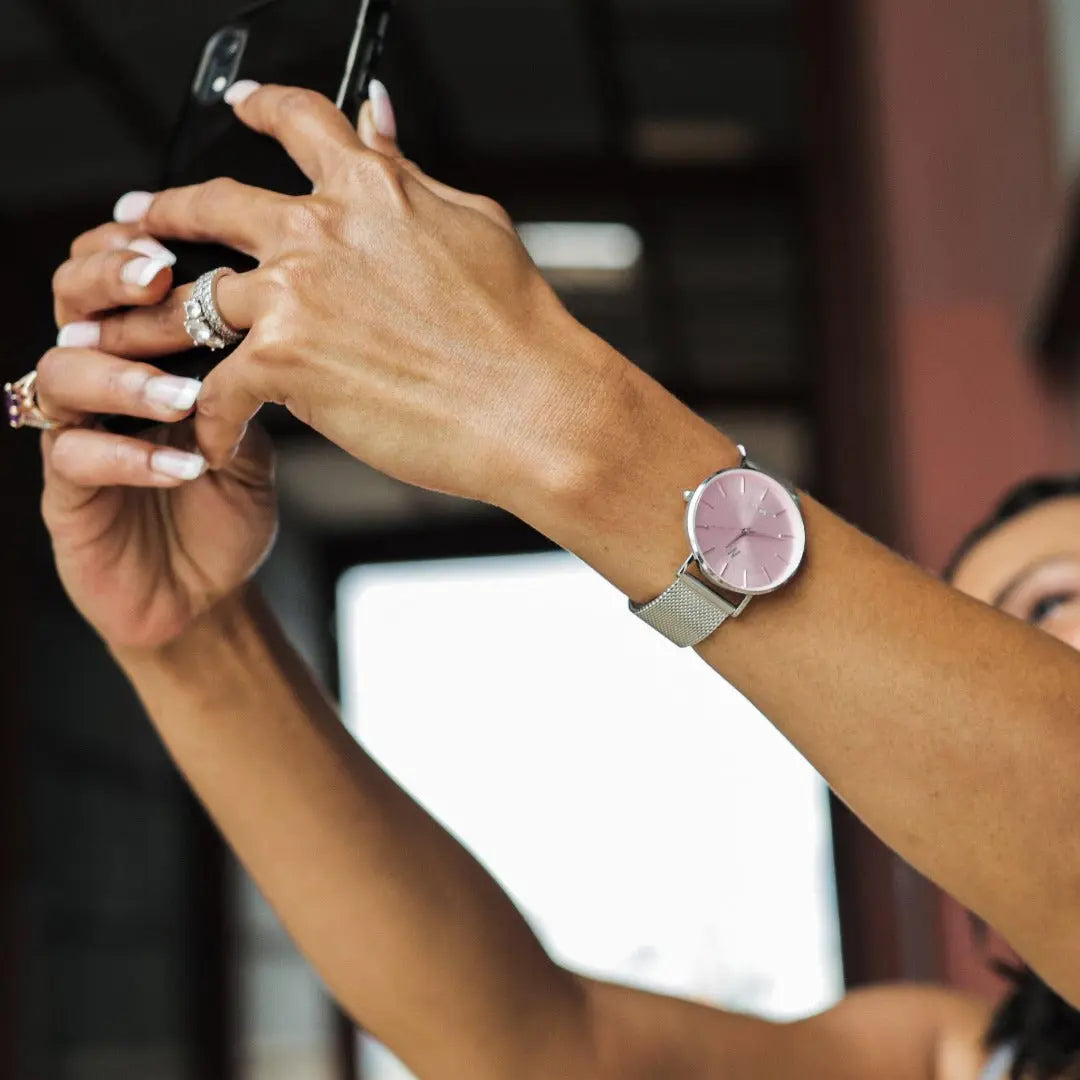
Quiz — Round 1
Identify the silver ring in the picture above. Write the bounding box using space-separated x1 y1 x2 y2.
183 267 246 351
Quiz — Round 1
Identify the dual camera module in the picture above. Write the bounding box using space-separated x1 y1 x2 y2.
192 27 249 105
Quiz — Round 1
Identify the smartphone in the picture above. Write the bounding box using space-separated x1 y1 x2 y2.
120 0 392 421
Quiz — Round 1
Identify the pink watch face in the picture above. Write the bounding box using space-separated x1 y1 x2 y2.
687 468 806 594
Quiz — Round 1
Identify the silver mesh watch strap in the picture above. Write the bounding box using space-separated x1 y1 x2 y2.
630 565 749 648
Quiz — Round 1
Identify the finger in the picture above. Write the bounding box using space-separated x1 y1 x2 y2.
53 239 177 327
357 80 399 153
193 348 268 469
93 268 264 359
46 426 207 489
224 80 361 185
69 221 143 258
131 178 287 259
35 348 203 427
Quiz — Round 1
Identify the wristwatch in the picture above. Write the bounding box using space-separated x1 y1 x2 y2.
630 445 806 647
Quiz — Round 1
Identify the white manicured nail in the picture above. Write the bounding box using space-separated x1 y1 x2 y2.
121 256 172 288
113 190 155 223
143 376 201 412
151 449 206 481
368 79 397 138
224 79 261 106
126 237 176 265
56 321 101 348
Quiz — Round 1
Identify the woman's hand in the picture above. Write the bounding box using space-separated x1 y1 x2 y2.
96 82 631 522
40 222 277 651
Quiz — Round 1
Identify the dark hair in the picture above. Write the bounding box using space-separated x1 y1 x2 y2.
946 474 1080 1079
984 962 1080 1080
942 474 1080 582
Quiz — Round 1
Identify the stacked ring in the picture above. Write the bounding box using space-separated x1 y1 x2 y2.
183 267 246 351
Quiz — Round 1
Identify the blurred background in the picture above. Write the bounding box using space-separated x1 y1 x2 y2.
4 0 1080 1077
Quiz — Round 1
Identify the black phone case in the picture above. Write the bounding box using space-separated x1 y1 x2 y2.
105 0 391 434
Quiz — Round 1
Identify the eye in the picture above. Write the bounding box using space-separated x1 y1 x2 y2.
1028 592 1075 625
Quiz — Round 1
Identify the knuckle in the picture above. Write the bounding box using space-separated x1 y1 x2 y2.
244 322 286 366
103 362 125 401
69 225 106 259
51 259 74 297
277 86 321 120
48 429 80 474
284 197 335 239
105 360 147 402
475 195 513 229
347 154 408 215
353 152 399 189
35 347 65 389
190 177 239 218
112 437 136 472
205 175 241 199
256 259 296 297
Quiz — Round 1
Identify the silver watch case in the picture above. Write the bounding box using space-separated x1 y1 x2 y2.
682 445 805 597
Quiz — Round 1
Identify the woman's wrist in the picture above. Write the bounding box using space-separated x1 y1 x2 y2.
513 328 741 603
110 583 266 690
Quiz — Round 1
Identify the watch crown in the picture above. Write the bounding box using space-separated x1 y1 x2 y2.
683 489 694 503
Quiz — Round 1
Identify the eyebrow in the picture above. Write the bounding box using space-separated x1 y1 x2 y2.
991 554 1078 608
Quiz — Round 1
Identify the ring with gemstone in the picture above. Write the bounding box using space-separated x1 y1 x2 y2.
4 370 59 430
183 267 246 351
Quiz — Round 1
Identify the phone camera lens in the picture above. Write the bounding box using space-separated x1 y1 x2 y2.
192 26 249 104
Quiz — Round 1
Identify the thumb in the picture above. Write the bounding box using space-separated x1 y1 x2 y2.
358 79 400 156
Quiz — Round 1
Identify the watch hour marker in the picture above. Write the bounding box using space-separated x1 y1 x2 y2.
762 565 772 583
703 546 717 556
740 475 746 495
719 561 729 578
701 499 715 510
775 552 785 562
718 483 727 498
742 568 748 588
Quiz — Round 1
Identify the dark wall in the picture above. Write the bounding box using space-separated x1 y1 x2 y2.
23 569 206 1080
2 190 224 1077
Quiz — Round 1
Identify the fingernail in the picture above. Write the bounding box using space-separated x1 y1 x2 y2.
113 190 155 223
143 376 202 412
151 448 206 481
224 79 261 106
121 256 172 288
126 237 176 265
368 80 397 139
56 321 101 348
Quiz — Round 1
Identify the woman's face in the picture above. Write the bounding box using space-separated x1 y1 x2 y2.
951 495 1080 650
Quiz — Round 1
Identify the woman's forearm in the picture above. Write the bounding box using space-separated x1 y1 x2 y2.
525 336 1080 1002
112 587 593 1080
